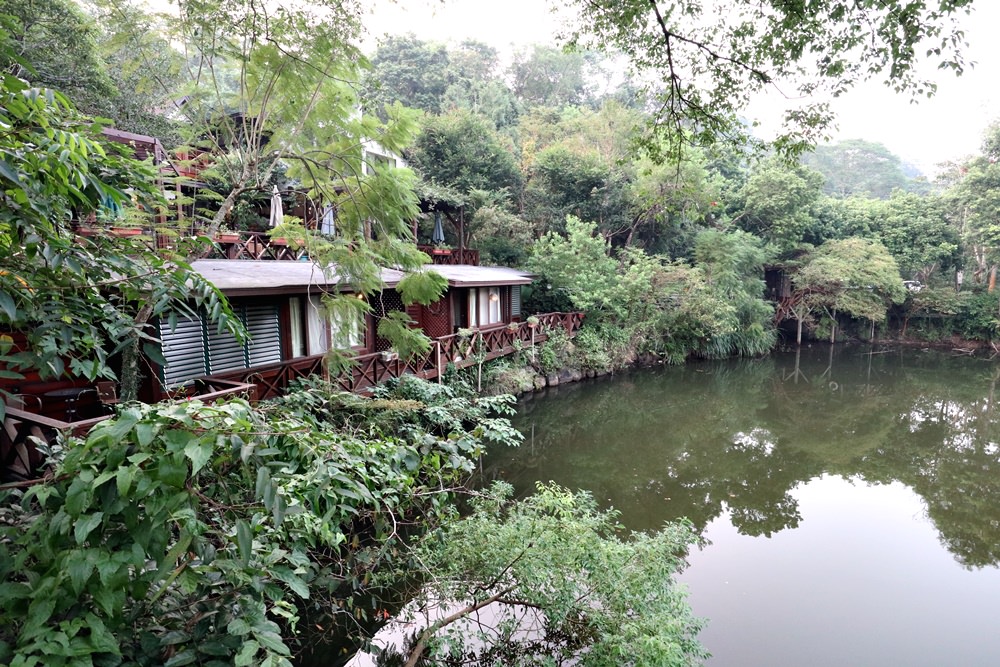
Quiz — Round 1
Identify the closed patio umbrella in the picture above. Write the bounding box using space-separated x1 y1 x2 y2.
269 186 283 227
321 204 336 236
432 210 445 244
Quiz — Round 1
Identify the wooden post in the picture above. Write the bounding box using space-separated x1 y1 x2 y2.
436 340 442 384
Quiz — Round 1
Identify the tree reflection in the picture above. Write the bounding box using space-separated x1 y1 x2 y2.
486 346 1000 568
856 366 1000 569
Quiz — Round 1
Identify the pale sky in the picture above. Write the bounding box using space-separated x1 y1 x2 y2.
364 0 1000 176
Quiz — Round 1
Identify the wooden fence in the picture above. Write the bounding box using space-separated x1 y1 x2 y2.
2 315 584 481
334 311 584 394
1 379 256 484
166 312 584 400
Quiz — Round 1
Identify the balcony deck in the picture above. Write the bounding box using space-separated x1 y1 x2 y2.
76 227 483 266
1 315 583 484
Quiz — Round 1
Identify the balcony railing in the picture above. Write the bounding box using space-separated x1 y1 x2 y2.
2 315 584 483
416 245 480 266
210 232 308 261
2 378 256 485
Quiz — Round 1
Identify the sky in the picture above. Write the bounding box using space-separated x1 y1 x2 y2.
364 0 1000 177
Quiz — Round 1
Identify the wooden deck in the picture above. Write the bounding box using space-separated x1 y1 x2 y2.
207 312 585 399
1 378 256 484
1 314 583 482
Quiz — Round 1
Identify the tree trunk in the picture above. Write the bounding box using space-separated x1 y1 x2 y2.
121 302 154 403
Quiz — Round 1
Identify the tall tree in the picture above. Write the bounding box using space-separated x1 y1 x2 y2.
524 143 631 237
948 121 1000 285
509 44 594 109
783 238 906 343
369 33 452 114
801 139 913 199
733 157 825 251
876 191 959 283
407 109 522 196
1 0 115 108
566 0 973 159
441 40 520 129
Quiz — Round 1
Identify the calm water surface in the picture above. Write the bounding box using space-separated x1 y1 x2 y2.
484 345 1000 666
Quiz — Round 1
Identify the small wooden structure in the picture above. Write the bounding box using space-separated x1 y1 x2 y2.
1 378 256 483
145 260 571 401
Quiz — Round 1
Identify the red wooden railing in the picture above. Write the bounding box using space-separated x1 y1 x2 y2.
416 246 480 266
2 314 584 481
334 312 584 393
183 312 584 397
2 378 256 484
211 232 307 261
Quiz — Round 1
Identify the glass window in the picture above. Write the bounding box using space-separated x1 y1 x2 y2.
469 287 502 326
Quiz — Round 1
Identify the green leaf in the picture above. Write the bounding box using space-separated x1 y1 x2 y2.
142 341 168 366
0 290 16 322
83 613 119 655
197 641 233 656
135 422 155 447
236 520 252 566
164 649 197 667
116 466 135 496
21 597 56 641
227 618 251 636
0 158 23 186
92 584 124 617
234 640 258 666
254 631 290 655
156 458 188 488
272 567 309 599
66 550 94 595
74 512 104 544
92 471 115 489
64 476 92 517
183 438 213 475
149 532 193 602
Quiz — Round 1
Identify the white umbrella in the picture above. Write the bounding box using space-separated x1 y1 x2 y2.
321 204 336 236
269 185 283 227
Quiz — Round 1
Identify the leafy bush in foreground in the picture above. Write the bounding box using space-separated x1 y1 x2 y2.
386 482 707 666
0 380 516 667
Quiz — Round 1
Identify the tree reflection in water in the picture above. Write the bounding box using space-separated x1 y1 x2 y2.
484 345 1000 568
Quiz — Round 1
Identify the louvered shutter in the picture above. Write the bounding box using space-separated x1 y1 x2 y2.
160 315 207 385
245 304 282 367
207 325 246 373
511 286 522 317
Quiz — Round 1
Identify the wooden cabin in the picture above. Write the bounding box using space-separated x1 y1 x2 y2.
148 260 543 401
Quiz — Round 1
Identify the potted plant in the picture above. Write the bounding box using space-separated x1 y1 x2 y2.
431 244 453 256
215 227 241 243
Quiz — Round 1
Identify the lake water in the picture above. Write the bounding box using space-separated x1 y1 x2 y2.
483 345 1000 666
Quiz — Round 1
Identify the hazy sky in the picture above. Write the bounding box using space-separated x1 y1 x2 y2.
365 0 999 176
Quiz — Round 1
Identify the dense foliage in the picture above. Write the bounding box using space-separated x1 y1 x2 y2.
385 482 706 666
0 41 236 406
0 377 522 666
5 1 1000 664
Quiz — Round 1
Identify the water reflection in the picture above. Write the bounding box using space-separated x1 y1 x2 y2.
486 345 1000 569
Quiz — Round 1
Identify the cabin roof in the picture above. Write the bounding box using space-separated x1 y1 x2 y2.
190 260 533 296
191 260 343 296
382 264 534 288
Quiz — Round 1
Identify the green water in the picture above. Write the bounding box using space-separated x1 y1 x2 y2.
484 344 1000 666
